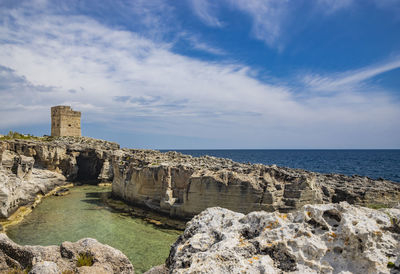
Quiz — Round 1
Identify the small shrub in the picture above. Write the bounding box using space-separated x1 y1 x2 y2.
366 204 389 210
387 261 395 268
76 253 94 267
42 135 55 142
0 131 41 141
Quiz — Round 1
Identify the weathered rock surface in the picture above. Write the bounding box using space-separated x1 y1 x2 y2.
0 150 66 218
144 264 168 274
0 137 118 183
112 149 400 219
0 233 134 273
166 203 400 273
0 137 119 218
2 137 400 220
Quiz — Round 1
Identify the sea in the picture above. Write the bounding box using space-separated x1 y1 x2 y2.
160 149 400 183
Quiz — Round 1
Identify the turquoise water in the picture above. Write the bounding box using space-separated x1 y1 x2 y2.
6 185 181 273
163 149 400 182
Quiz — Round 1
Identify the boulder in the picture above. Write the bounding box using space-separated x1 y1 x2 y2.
0 233 134 273
166 203 400 273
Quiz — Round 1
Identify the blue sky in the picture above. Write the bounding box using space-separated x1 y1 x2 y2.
0 0 399 149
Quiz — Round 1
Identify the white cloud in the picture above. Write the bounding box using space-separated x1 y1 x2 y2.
226 0 289 49
190 0 348 49
190 0 223 27
0 1 399 148
302 57 400 92
179 32 226 55
190 0 399 50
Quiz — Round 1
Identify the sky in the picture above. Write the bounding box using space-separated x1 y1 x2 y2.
0 0 399 149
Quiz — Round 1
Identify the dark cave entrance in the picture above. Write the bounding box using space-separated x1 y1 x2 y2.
76 152 104 184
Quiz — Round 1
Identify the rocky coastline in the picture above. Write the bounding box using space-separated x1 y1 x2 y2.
0 137 117 219
1 136 399 273
112 149 400 219
2 136 399 220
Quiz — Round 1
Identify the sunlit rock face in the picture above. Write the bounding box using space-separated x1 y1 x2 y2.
0 234 134 273
0 137 118 218
0 149 66 218
112 149 400 219
1 137 400 220
0 137 118 183
166 203 400 273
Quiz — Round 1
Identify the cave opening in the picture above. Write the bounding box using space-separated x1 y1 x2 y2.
76 153 104 184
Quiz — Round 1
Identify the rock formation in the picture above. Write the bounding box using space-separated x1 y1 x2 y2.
0 233 134 273
112 149 400 219
1 136 400 273
165 203 400 273
1 137 400 220
0 137 118 218
0 149 66 218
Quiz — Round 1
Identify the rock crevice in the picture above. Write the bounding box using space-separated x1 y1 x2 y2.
165 203 400 273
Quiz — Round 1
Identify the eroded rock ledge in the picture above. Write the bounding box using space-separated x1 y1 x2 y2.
112 149 400 219
0 233 134 273
0 137 118 218
1 137 399 220
165 203 400 273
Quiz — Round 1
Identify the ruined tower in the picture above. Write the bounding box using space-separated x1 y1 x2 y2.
51 106 81 137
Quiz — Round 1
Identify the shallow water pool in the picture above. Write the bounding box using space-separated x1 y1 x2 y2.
6 185 181 273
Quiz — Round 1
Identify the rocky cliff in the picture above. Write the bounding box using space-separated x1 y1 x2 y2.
0 233 134 273
112 149 400 219
1 137 400 221
0 137 118 218
0 149 66 218
164 203 400 273
0 137 118 182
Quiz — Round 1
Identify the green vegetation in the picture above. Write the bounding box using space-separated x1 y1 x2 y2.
0 131 41 140
0 131 57 142
76 253 94 267
365 203 390 210
42 135 56 142
387 261 395 268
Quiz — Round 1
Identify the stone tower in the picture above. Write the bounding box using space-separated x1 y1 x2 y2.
51 106 81 137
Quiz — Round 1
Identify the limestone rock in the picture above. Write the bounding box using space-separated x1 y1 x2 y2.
0 157 66 218
0 137 120 217
0 233 134 273
29 261 59 274
0 137 118 182
2 137 400 220
166 203 400 273
144 264 168 274
112 149 400 219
